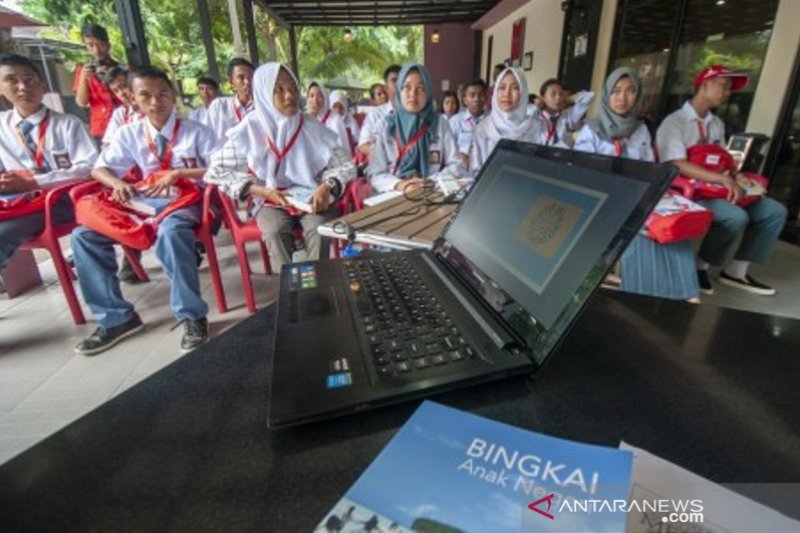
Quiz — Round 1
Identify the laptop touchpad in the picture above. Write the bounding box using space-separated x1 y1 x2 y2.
293 288 339 322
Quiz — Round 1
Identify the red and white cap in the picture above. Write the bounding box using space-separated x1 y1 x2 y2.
693 64 748 92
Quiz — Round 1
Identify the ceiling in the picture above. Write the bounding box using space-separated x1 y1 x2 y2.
254 0 501 27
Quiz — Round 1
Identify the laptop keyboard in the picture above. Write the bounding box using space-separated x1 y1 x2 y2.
343 256 479 379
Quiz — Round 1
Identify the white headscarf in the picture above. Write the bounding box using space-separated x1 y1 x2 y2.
484 67 535 141
307 80 331 121
230 62 337 189
329 89 349 115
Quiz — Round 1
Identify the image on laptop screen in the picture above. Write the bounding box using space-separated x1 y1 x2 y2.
443 147 650 331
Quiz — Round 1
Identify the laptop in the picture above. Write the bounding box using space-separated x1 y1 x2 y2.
268 141 675 428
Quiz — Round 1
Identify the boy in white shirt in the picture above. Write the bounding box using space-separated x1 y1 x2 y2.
187 76 219 123
0 54 97 276
101 67 145 150
71 67 222 355
448 78 487 167
656 64 786 296
357 64 401 157
203 58 254 139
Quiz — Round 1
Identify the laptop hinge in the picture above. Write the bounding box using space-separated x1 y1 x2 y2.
422 253 517 351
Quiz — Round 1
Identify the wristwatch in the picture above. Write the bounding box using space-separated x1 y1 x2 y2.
325 177 342 198
239 181 254 201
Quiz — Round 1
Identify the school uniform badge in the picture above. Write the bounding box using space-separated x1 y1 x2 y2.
52 152 72 169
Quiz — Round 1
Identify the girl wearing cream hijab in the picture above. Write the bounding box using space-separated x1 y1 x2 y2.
470 66 540 176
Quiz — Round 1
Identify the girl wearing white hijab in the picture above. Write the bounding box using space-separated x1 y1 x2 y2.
574 67 699 301
329 89 360 153
469 67 540 176
205 63 356 271
306 81 353 157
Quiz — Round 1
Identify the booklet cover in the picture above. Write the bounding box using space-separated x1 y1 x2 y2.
284 186 333 213
316 401 633 533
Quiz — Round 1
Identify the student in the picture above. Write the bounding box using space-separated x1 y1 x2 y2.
0 54 98 276
531 78 594 148
330 89 360 154
369 83 388 105
187 76 219 124
306 82 352 156
358 65 401 156
656 64 786 296
485 63 505 111
575 67 699 301
101 67 144 150
470 67 539 176
72 24 124 144
440 90 460 120
204 63 356 272
204 58 254 139
367 63 461 194
71 67 222 355
448 78 487 166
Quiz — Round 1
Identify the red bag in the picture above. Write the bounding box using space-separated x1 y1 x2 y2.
680 144 767 206
0 171 46 222
644 193 713 244
75 171 202 250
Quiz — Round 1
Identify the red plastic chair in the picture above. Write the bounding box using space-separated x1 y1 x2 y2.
215 186 272 314
69 181 149 283
19 181 89 325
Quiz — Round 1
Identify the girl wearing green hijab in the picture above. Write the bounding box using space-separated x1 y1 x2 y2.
367 63 461 193
575 67 700 301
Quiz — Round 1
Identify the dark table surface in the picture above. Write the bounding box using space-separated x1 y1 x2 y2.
2 290 799 532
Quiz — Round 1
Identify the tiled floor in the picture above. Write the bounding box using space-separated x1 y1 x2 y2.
1 237 799 466
0 233 278 465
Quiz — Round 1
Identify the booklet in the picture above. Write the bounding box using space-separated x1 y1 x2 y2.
620 442 800 533
284 186 332 213
125 187 178 217
317 401 633 533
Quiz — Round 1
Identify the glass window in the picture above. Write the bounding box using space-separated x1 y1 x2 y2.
611 0 679 126
666 0 779 135
609 0 780 133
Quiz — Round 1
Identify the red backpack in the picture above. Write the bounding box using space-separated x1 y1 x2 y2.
680 144 767 206
0 171 46 222
75 171 201 250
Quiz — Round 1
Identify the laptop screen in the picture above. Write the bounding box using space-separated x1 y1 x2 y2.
442 142 668 339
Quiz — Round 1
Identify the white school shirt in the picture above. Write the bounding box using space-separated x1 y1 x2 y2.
203 95 253 139
187 106 207 124
367 118 461 193
448 109 486 155
318 110 353 157
102 105 145 149
656 101 726 162
529 90 594 148
0 106 98 187
573 123 655 162
96 112 223 178
357 102 393 147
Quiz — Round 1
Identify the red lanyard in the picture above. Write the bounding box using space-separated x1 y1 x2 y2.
267 116 305 173
122 106 141 124
393 123 430 175
321 110 331 125
696 120 708 144
232 98 250 122
144 118 181 170
541 113 558 145
14 110 50 171
612 139 624 157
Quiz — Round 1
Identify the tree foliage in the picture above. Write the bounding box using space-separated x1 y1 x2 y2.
18 0 422 95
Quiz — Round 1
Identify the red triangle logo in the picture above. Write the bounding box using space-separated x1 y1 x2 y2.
528 493 555 520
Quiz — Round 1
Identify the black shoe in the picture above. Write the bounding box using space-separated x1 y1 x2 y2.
195 242 206 268
719 272 776 296
697 270 714 295
75 314 144 355
178 317 208 353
